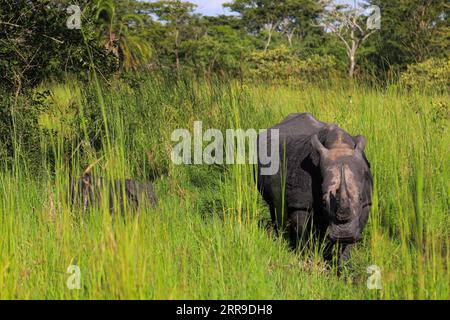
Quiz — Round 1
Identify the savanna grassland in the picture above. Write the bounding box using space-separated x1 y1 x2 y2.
0 77 448 299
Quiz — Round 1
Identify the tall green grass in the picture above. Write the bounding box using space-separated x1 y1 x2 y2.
0 77 448 299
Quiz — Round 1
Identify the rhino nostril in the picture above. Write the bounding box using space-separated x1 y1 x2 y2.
336 209 352 223
336 218 350 224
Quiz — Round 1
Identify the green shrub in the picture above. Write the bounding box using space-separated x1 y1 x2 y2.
245 46 338 84
401 58 450 92
246 46 302 83
33 82 80 141
298 54 339 83
430 98 450 133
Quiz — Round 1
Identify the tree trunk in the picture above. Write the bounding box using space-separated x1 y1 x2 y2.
175 29 180 72
348 55 356 79
348 32 358 80
287 31 294 47
264 24 274 52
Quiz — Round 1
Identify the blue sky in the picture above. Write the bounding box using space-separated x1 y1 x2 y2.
190 0 356 16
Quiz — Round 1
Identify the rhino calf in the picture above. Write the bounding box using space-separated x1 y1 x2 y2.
71 175 157 213
257 113 373 271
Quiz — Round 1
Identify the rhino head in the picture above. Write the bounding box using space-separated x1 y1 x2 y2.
311 133 371 244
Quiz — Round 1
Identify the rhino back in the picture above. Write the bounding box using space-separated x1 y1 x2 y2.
272 113 327 138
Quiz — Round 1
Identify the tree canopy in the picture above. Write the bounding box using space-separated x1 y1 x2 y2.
0 0 448 90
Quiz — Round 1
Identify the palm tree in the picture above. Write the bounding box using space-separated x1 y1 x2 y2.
95 0 153 71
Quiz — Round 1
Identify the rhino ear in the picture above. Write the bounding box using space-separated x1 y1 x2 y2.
311 135 328 158
354 135 366 152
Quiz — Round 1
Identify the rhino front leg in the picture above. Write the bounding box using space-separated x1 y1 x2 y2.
288 210 311 250
337 244 353 276
322 243 354 276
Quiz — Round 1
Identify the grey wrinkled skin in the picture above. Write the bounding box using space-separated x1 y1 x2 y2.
257 113 373 273
70 175 157 214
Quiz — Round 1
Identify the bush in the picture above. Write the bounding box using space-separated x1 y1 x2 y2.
245 46 338 84
246 46 302 83
401 58 450 92
33 82 79 141
298 54 338 84
0 1 116 93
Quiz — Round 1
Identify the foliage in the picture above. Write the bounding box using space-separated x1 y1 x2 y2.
33 82 80 140
368 0 449 72
94 0 154 71
224 0 322 51
246 46 303 82
1 0 448 89
319 0 379 79
0 0 449 301
148 0 200 72
430 98 450 133
0 78 448 299
401 58 450 92
246 46 338 83
298 54 339 83
181 16 251 76
0 0 114 91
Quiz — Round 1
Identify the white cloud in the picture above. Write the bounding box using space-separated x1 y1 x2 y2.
190 0 230 16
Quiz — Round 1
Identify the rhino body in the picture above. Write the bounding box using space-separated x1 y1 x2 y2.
257 113 373 268
71 175 157 213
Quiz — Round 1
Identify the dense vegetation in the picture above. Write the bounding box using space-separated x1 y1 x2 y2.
0 77 448 299
1 0 448 89
0 0 448 299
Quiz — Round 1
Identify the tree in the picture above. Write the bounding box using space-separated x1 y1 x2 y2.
225 0 286 52
318 0 379 79
368 0 449 71
278 0 323 48
225 0 322 52
95 0 154 71
0 0 112 92
149 0 198 72
185 15 252 76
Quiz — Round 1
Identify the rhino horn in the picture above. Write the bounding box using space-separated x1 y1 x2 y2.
338 166 351 211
